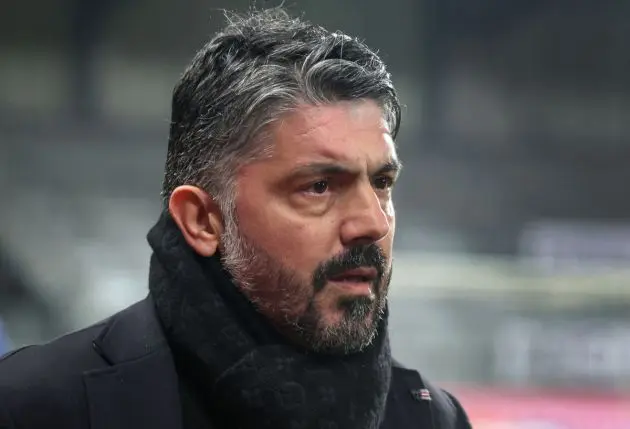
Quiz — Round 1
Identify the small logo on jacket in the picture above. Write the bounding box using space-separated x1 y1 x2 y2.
410 388 432 401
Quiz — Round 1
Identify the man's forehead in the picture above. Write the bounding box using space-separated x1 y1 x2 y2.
269 101 396 164
284 100 391 136
288 143 399 172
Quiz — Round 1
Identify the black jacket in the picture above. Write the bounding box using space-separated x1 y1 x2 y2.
0 297 471 429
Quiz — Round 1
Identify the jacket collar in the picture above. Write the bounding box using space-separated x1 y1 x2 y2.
79 296 442 429
83 296 183 429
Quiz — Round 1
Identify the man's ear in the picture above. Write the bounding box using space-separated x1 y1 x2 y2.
168 185 224 257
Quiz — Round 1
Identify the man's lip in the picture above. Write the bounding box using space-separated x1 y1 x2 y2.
329 267 378 281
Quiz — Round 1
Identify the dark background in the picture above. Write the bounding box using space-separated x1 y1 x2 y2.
1 0 629 416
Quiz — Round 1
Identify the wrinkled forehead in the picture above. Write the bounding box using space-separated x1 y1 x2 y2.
268 100 398 169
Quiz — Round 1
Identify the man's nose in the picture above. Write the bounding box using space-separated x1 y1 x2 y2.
339 187 391 247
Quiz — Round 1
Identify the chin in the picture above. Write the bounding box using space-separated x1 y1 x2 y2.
290 290 384 354
312 318 379 355
303 300 378 353
318 310 371 331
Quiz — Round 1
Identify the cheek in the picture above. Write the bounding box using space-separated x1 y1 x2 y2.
389 212 396 237
382 200 396 238
237 199 336 273
270 222 333 271
383 199 395 219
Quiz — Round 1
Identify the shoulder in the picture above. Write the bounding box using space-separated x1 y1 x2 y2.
0 320 109 426
390 360 472 429
0 296 160 390
0 297 166 427
0 318 109 384
0 298 153 428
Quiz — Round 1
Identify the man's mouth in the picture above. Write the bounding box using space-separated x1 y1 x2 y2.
329 267 378 282
328 267 378 294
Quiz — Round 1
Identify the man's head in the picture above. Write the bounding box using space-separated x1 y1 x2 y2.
164 9 401 354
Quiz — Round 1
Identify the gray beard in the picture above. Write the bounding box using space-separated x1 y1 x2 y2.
218 215 390 354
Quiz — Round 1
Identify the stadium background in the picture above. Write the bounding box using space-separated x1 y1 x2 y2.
1 1 629 427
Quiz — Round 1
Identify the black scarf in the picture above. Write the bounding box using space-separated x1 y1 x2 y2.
147 211 392 429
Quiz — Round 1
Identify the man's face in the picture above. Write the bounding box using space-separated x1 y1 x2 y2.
220 99 399 354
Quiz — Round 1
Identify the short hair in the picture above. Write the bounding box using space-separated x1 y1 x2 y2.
161 8 401 212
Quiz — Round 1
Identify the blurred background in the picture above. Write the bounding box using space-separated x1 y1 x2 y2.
1 0 630 427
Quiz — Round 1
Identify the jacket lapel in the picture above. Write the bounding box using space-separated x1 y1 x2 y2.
383 362 437 429
384 360 464 429
83 297 183 429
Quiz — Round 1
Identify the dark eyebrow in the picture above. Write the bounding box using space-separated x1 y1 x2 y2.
289 158 402 177
377 159 402 177
288 162 356 178
288 158 402 179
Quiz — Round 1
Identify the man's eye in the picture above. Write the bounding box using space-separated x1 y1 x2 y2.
374 176 394 190
308 180 329 194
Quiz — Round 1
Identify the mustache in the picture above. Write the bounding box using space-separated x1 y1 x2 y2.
313 244 388 292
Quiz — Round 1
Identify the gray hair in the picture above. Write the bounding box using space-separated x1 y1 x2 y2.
161 8 401 216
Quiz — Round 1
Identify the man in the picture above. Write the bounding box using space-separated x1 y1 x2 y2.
0 9 472 429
